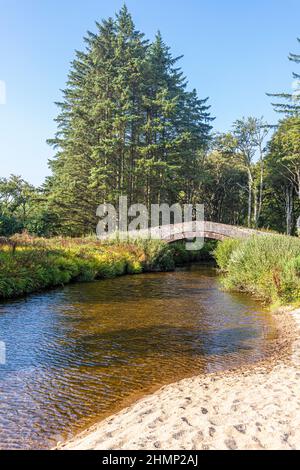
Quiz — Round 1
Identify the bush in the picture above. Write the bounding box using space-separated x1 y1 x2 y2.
139 240 175 272
215 234 300 304
214 238 242 271
0 215 23 236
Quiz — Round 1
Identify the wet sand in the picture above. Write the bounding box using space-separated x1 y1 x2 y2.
58 309 300 450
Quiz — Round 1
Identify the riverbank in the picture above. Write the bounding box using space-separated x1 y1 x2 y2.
0 235 215 299
58 307 300 450
214 234 300 306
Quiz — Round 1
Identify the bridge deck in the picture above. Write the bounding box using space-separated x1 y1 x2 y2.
98 221 267 242
160 221 266 242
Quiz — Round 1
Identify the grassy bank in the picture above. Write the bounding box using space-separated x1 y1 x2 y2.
5 231 299 306
215 234 300 306
0 235 216 300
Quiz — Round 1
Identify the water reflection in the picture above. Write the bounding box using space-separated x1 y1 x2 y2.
0 265 276 449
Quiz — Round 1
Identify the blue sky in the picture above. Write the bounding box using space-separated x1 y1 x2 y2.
0 0 299 186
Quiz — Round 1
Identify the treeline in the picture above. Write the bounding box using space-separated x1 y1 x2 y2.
0 175 54 236
1 7 300 238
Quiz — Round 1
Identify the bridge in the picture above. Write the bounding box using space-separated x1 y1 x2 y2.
154 221 266 243
98 221 266 243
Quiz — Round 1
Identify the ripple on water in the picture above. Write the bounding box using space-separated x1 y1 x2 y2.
0 265 277 449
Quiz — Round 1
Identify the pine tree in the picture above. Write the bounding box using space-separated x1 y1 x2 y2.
175 89 213 204
137 31 186 206
47 11 145 234
47 7 212 235
47 19 118 234
268 37 300 115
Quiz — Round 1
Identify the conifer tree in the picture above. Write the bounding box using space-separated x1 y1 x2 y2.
47 7 212 235
268 37 300 115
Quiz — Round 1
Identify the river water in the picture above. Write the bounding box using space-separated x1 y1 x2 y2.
0 265 277 449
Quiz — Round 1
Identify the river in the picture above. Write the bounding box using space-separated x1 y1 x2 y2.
0 264 277 449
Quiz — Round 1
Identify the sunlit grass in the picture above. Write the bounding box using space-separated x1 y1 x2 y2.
215 234 300 305
0 235 215 299
0 235 153 299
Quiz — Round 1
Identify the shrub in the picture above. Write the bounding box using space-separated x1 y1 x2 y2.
215 234 300 304
139 240 175 272
214 238 242 271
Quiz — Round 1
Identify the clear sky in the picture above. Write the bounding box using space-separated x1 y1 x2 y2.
0 0 299 186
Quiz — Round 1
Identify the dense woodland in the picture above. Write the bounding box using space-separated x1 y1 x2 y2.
1 7 300 238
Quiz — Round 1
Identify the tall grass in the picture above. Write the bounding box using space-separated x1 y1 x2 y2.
0 235 215 299
0 239 143 299
214 234 300 305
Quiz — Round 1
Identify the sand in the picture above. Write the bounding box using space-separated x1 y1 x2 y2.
58 309 300 451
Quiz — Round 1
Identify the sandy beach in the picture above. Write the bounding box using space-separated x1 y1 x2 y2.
59 309 300 451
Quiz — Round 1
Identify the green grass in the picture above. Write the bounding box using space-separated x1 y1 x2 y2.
214 234 300 305
8 231 299 306
0 235 215 299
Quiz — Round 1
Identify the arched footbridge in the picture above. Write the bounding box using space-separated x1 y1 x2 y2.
99 222 268 242
159 221 267 243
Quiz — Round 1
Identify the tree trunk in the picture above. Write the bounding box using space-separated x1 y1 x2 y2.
247 168 253 228
257 159 264 225
285 185 293 235
253 186 257 228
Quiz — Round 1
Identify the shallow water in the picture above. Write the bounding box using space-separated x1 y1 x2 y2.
0 265 277 449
